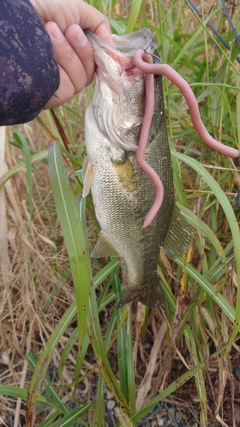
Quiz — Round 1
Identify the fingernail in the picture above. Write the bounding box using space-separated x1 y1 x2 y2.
49 23 65 42
75 26 88 47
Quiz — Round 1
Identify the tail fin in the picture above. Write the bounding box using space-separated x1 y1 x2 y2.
117 281 165 309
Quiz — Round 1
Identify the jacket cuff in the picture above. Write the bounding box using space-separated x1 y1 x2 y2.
0 0 60 126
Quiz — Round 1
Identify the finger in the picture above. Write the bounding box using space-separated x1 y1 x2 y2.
65 24 95 86
45 21 90 93
78 1 114 47
94 22 115 48
31 0 114 48
44 65 75 109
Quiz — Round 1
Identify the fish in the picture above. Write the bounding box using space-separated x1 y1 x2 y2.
83 29 192 308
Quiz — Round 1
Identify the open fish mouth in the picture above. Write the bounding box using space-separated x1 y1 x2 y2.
85 28 156 71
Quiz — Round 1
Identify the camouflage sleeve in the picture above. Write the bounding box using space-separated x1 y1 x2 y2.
0 0 60 126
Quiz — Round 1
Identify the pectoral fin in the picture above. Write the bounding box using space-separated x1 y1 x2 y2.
162 205 193 258
82 156 93 197
91 231 120 258
110 150 137 192
113 157 137 192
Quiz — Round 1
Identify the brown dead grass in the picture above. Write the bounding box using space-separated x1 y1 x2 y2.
0 114 78 425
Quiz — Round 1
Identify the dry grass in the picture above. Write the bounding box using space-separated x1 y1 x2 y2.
0 117 76 424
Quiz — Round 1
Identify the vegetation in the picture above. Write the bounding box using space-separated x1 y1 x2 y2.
0 0 239 425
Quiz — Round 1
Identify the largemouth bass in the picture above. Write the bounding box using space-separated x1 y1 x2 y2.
83 29 192 308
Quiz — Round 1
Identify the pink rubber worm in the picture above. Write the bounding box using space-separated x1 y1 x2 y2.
135 52 164 229
133 48 239 228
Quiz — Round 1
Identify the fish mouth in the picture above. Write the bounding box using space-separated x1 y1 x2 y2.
85 28 155 70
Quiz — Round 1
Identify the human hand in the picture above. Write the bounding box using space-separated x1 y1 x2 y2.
30 0 113 109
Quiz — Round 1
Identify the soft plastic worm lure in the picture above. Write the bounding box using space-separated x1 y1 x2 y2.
134 48 240 228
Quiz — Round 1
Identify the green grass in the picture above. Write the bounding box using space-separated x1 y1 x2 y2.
0 0 239 426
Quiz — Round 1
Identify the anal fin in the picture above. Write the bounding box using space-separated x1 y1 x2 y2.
91 231 120 258
162 205 193 258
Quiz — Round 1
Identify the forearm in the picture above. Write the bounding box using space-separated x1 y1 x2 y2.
0 0 59 126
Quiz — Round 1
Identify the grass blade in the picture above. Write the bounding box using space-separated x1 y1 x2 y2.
0 150 48 186
172 151 240 333
49 403 93 427
0 386 45 403
26 303 77 426
126 0 142 33
48 140 90 349
178 203 226 261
